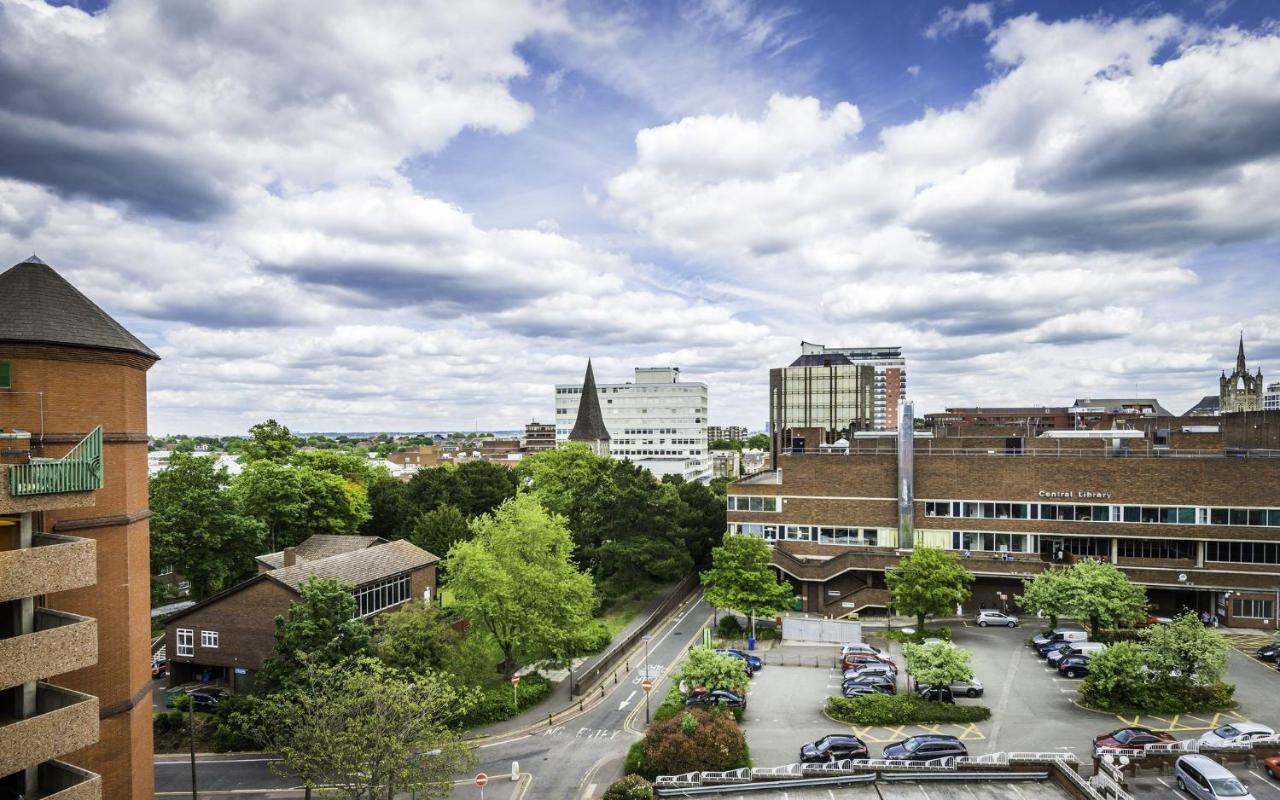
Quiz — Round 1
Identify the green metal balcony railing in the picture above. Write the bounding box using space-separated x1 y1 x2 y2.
8 427 104 496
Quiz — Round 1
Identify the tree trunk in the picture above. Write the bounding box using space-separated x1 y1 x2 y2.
917 612 926 632
1048 614 1059 630
1090 615 1101 639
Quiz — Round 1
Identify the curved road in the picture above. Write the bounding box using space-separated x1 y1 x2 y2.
155 595 712 800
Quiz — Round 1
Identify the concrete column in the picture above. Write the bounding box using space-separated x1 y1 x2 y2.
19 512 37 796
1110 537 1118 565
1195 541 1205 568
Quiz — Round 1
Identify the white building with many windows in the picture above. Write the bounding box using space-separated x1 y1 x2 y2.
556 366 711 482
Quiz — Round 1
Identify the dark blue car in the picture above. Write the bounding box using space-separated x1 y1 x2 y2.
717 648 763 671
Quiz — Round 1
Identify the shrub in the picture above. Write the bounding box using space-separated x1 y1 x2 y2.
603 774 654 800
578 620 612 654
718 615 744 639
653 686 685 722
211 693 265 752
825 694 991 725
458 672 553 727
674 647 750 698
1080 678 1235 714
624 738 647 776
640 709 748 780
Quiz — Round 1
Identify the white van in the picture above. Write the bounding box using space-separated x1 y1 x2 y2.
1174 754 1254 799
1031 627 1086 647
1047 641 1106 666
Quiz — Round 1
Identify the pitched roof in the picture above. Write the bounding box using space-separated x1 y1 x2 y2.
266 538 439 592
1185 395 1221 415
255 534 386 570
0 257 158 360
568 359 611 442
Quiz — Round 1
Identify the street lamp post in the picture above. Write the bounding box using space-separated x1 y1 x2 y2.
642 634 652 682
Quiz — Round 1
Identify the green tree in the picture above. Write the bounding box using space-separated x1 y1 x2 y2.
376 600 458 673
445 494 597 676
904 642 974 689
1141 611 1230 686
407 504 471 566
592 463 694 591
1016 567 1071 630
149 453 266 599
745 433 769 450
884 547 974 632
700 534 793 639
667 479 727 566
362 474 413 540
674 646 750 697
233 461 370 551
252 658 474 800
257 577 373 693
515 442 613 555
1079 641 1153 708
451 459 518 518
1060 561 1147 638
240 418 298 463
294 449 377 487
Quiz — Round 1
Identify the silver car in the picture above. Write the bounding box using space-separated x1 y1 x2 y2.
1174 754 1253 799
974 609 1019 628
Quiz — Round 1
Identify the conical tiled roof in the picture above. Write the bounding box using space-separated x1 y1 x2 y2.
568 359 611 442
0 257 158 360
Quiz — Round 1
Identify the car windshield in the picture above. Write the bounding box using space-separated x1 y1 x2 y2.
1112 730 1135 744
1208 778 1249 797
1213 725 1240 738
902 739 923 753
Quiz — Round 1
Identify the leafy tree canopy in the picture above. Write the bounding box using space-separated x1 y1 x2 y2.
257 577 373 693
407 503 472 568
885 547 974 631
150 452 266 599
240 418 299 464
904 642 974 688
700 534 792 629
362 474 413 540
376 600 459 673
675 646 750 697
1141 611 1230 686
445 494 597 676
232 461 371 551
1016 567 1071 629
1060 561 1147 637
745 433 770 450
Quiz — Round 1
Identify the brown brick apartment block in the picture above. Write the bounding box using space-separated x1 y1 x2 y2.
2 256 159 798
730 407 1280 628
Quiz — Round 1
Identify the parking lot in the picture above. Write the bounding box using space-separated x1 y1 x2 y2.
674 781 1071 799
739 619 1280 788
1128 761 1280 799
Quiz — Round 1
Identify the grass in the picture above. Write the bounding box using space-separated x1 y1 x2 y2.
596 580 669 638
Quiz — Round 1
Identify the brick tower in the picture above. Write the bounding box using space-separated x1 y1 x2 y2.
0 256 157 798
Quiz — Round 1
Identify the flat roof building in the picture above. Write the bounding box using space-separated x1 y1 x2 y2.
798 342 906 432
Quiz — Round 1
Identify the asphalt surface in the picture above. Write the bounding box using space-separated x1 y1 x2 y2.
154 594 713 800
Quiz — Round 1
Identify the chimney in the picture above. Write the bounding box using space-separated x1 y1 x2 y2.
283 546 297 567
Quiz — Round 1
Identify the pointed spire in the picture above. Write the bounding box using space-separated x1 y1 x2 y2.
1237 331 1247 373
568 359 611 444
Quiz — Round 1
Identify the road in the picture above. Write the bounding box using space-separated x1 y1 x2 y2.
155 594 712 800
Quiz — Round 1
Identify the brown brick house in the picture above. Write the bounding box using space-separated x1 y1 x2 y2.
163 538 438 691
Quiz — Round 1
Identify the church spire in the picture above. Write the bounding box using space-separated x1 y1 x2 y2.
568 359 611 453
1237 331 1247 373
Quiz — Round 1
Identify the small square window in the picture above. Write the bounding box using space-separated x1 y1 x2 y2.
176 628 194 657
200 630 219 649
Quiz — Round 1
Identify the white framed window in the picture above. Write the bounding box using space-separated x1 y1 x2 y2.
201 630 219 649
353 573 412 618
176 628 194 657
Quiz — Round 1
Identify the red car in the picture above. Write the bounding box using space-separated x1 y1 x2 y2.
841 653 896 671
1264 754 1280 779
151 660 168 680
1093 727 1176 751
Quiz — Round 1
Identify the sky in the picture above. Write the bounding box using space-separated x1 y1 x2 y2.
3 0 1280 434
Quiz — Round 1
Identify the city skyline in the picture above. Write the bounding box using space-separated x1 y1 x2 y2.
3 0 1280 434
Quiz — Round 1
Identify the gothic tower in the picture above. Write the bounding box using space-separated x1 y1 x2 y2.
1220 332 1264 413
568 359 611 457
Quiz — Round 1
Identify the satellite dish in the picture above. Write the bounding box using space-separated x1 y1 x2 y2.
1177 573 1188 582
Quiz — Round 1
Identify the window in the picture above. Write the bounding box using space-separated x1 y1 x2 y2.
200 630 219 649
1206 541 1280 564
1116 539 1194 560
176 628 194 657
1232 599 1274 619
728 496 778 512
0 361 9 389
354 573 412 617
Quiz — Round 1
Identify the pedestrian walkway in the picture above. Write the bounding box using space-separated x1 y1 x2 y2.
469 581 682 739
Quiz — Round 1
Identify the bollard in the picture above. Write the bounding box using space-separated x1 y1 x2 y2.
600 686 605 699
548 713 553 727
579 700 584 712
511 761 520 781
614 671 619 685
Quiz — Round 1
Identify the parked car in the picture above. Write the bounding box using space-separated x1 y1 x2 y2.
914 677 983 698
163 682 210 708
842 674 897 696
684 689 746 709
716 649 763 672
1263 754 1280 780
1037 634 1088 657
882 734 968 761
187 687 228 712
843 664 896 682
1032 628 1087 648
841 652 896 671
800 734 869 763
1256 643 1280 662
1174 754 1255 799
1093 727 1177 752
915 685 956 704
151 659 168 680
1198 722 1275 748
974 609 1020 627
1057 654 1092 679
1048 642 1107 666
839 643 883 656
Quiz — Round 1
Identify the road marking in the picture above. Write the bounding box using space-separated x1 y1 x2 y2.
155 757 281 765
618 690 637 710
476 733 532 749
1157 777 1170 788
585 783 596 798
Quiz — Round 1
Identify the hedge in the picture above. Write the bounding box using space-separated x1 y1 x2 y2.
1080 680 1235 714
459 672 553 727
825 694 990 725
629 709 749 781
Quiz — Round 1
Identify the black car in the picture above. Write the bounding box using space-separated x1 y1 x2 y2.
717 648 764 671
842 680 896 698
1058 654 1091 679
1037 640 1077 658
187 687 228 711
1258 643 1280 662
842 673 896 691
882 734 968 761
684 689 746 709
800 734 870 763
915 685 955 704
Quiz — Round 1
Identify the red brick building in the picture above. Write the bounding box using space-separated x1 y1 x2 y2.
730 406 1280 629
1 256 157 798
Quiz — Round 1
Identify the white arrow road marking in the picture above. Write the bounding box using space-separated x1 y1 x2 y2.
618 690 637 710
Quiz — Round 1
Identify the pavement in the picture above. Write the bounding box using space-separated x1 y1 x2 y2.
154 594 714 800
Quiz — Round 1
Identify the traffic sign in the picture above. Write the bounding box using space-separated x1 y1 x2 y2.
511 675 521 686
641 678 653 692
475 773 488 787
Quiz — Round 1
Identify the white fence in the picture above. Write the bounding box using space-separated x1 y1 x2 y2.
781 617 862 644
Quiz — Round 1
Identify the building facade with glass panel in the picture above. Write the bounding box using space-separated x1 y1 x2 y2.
727 413 1280 628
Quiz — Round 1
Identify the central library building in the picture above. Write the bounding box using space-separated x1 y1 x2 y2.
727 410 1280 628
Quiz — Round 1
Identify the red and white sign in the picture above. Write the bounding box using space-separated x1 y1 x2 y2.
511 675 521 686
641 678 654 692
475 773 488 787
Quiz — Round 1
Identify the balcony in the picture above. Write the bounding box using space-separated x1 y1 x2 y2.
0 683 98 776
7 760 103 800
0 533 97 603
0 608 97 690
0 427 103 513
